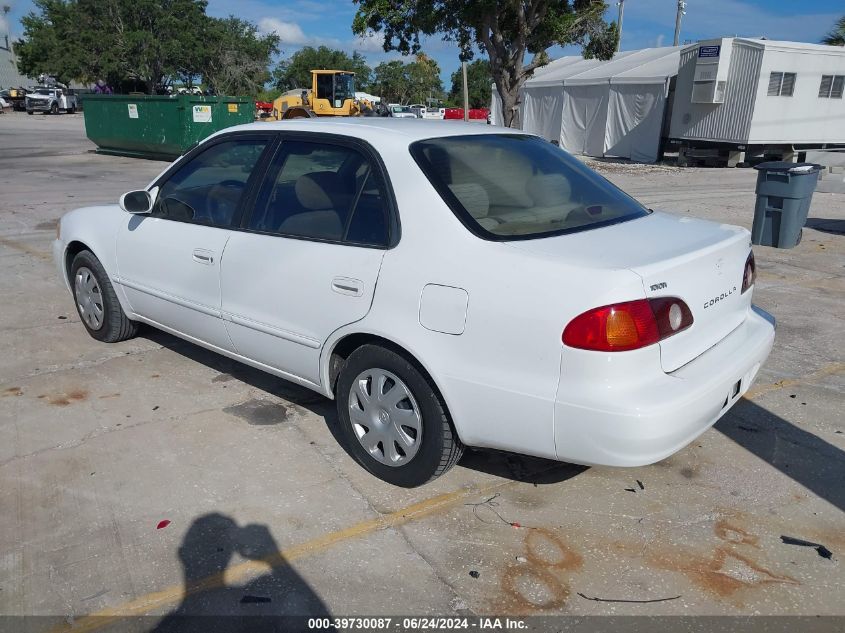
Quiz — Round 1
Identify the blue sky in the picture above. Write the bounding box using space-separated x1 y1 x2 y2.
2 0 843 86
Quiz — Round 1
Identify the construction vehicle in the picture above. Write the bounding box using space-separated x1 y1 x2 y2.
272 70 370 119
3 87 28 111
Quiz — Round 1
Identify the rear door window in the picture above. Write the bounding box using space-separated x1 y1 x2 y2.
246 140 390 246
410 134 649 240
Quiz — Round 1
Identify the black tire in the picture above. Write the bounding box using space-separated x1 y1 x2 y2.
27 110 33 115
50 102 59 114
336 344 463 487
67 106 76 114
70 250 138 343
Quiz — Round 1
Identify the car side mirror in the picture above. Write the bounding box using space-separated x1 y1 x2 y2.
119 187 156 214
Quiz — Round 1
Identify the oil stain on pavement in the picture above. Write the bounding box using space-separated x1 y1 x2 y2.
223 399 290 426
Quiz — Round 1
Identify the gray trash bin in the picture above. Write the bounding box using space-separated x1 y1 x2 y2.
751 161 822 248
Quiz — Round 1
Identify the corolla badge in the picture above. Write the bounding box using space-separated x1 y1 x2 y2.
703 286 736 309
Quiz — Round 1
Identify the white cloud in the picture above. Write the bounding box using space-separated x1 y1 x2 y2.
258 16 342 49
258 17 310 46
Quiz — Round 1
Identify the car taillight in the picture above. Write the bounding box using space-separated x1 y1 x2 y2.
563 298 693 352
741 251 756 294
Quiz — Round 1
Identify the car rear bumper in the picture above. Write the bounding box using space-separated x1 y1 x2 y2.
554 305 775 466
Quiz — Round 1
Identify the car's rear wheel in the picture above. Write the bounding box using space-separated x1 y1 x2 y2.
336 344 463 487
50 103 59 115
70 250 138 343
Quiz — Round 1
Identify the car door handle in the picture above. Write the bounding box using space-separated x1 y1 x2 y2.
331 277 364 297
192 249 215 265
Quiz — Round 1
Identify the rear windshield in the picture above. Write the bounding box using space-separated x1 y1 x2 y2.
410 134 649 240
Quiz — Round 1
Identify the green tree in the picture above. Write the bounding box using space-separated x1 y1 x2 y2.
583 21 618 59
822 15 845 46
16 0 98 87
371 55 443 104
406 54 443 103
371 60 409 103
353 0 616 127
449 59 491 108
202 17 279 95
15 0 277 94
273 46 372 91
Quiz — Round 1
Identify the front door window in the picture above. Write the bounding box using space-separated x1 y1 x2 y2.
153 139 268 227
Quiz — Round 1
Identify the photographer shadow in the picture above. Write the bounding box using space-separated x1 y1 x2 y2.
152 513 331 633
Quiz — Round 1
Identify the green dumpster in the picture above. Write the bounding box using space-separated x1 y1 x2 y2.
82 94 255 160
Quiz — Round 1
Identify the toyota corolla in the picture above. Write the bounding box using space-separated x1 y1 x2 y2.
53 119 775 487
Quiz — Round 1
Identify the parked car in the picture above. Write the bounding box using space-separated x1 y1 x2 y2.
422 107 445 120
409 104 426 118
25 86 78 114
53 119 775 487
388 104 417 119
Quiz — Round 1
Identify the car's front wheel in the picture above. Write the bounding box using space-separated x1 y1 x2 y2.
70 250 138 343
336 345 463 487
50 102 59 115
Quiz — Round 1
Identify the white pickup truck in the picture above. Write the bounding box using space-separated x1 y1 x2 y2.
25 87 78 115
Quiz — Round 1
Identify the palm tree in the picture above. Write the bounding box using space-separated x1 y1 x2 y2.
822 16 845 46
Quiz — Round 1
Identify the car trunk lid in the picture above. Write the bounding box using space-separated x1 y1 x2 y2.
505 211 753 372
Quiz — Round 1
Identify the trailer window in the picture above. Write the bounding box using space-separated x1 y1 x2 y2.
819 75 844 99
768 72 796 97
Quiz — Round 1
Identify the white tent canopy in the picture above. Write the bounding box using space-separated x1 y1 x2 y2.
493 46 680 162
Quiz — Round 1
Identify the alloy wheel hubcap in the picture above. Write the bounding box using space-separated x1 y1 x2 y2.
348 368 422 467
74 266 104 330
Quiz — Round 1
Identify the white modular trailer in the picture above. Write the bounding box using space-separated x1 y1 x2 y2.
496 47 681 162
670 38 845 152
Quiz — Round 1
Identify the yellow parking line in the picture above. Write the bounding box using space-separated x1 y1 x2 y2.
744 361 845 401
49 480 511 633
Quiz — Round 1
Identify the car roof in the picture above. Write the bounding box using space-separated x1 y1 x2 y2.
222 118 528 145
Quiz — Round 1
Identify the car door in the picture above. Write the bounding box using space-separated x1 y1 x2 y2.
115 133 273 351
219 135 395 385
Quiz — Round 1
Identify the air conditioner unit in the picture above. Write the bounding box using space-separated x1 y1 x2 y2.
690 38 733 104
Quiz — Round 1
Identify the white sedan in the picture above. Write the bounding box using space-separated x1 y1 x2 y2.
54 119 775 487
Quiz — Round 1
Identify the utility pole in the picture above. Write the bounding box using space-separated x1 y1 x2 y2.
462 61 469 122
673 1 687 47
2 5 11 52
616 1 625 53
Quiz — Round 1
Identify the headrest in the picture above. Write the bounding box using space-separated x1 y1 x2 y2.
448 183 490 219
527 173 572 206
295 171 345 211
